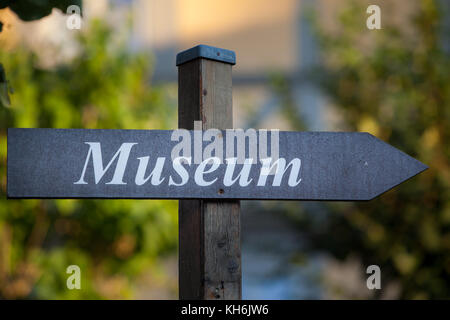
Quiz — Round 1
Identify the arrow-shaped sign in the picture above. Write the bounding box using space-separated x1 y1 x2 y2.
7 128 427 200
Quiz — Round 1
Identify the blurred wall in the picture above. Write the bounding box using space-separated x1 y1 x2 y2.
133 0 300 77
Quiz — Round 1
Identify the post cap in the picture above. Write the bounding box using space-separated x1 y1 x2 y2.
176 45 236 66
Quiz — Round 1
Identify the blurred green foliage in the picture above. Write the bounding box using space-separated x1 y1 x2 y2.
289 0 449 299
0 20 178 299
0 0 81 22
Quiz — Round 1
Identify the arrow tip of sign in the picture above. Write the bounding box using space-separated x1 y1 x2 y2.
364 133 429 200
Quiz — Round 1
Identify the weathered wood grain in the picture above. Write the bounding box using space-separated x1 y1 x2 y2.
178 56 241 299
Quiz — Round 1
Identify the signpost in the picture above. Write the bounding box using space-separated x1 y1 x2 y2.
7 129 427 201
6 45 428 299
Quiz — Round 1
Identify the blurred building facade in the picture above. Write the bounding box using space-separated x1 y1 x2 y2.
131 0 324 130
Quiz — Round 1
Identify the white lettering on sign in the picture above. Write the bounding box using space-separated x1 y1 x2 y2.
135 156 166 185
74 142 137 185
169 157 191 186
74 142 302 188
224 158 253 187
258 158 302 187
194 157 221 186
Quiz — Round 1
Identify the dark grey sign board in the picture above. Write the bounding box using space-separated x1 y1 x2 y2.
7 128 427 200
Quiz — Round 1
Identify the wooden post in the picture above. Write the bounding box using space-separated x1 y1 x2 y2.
176 45 241 300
